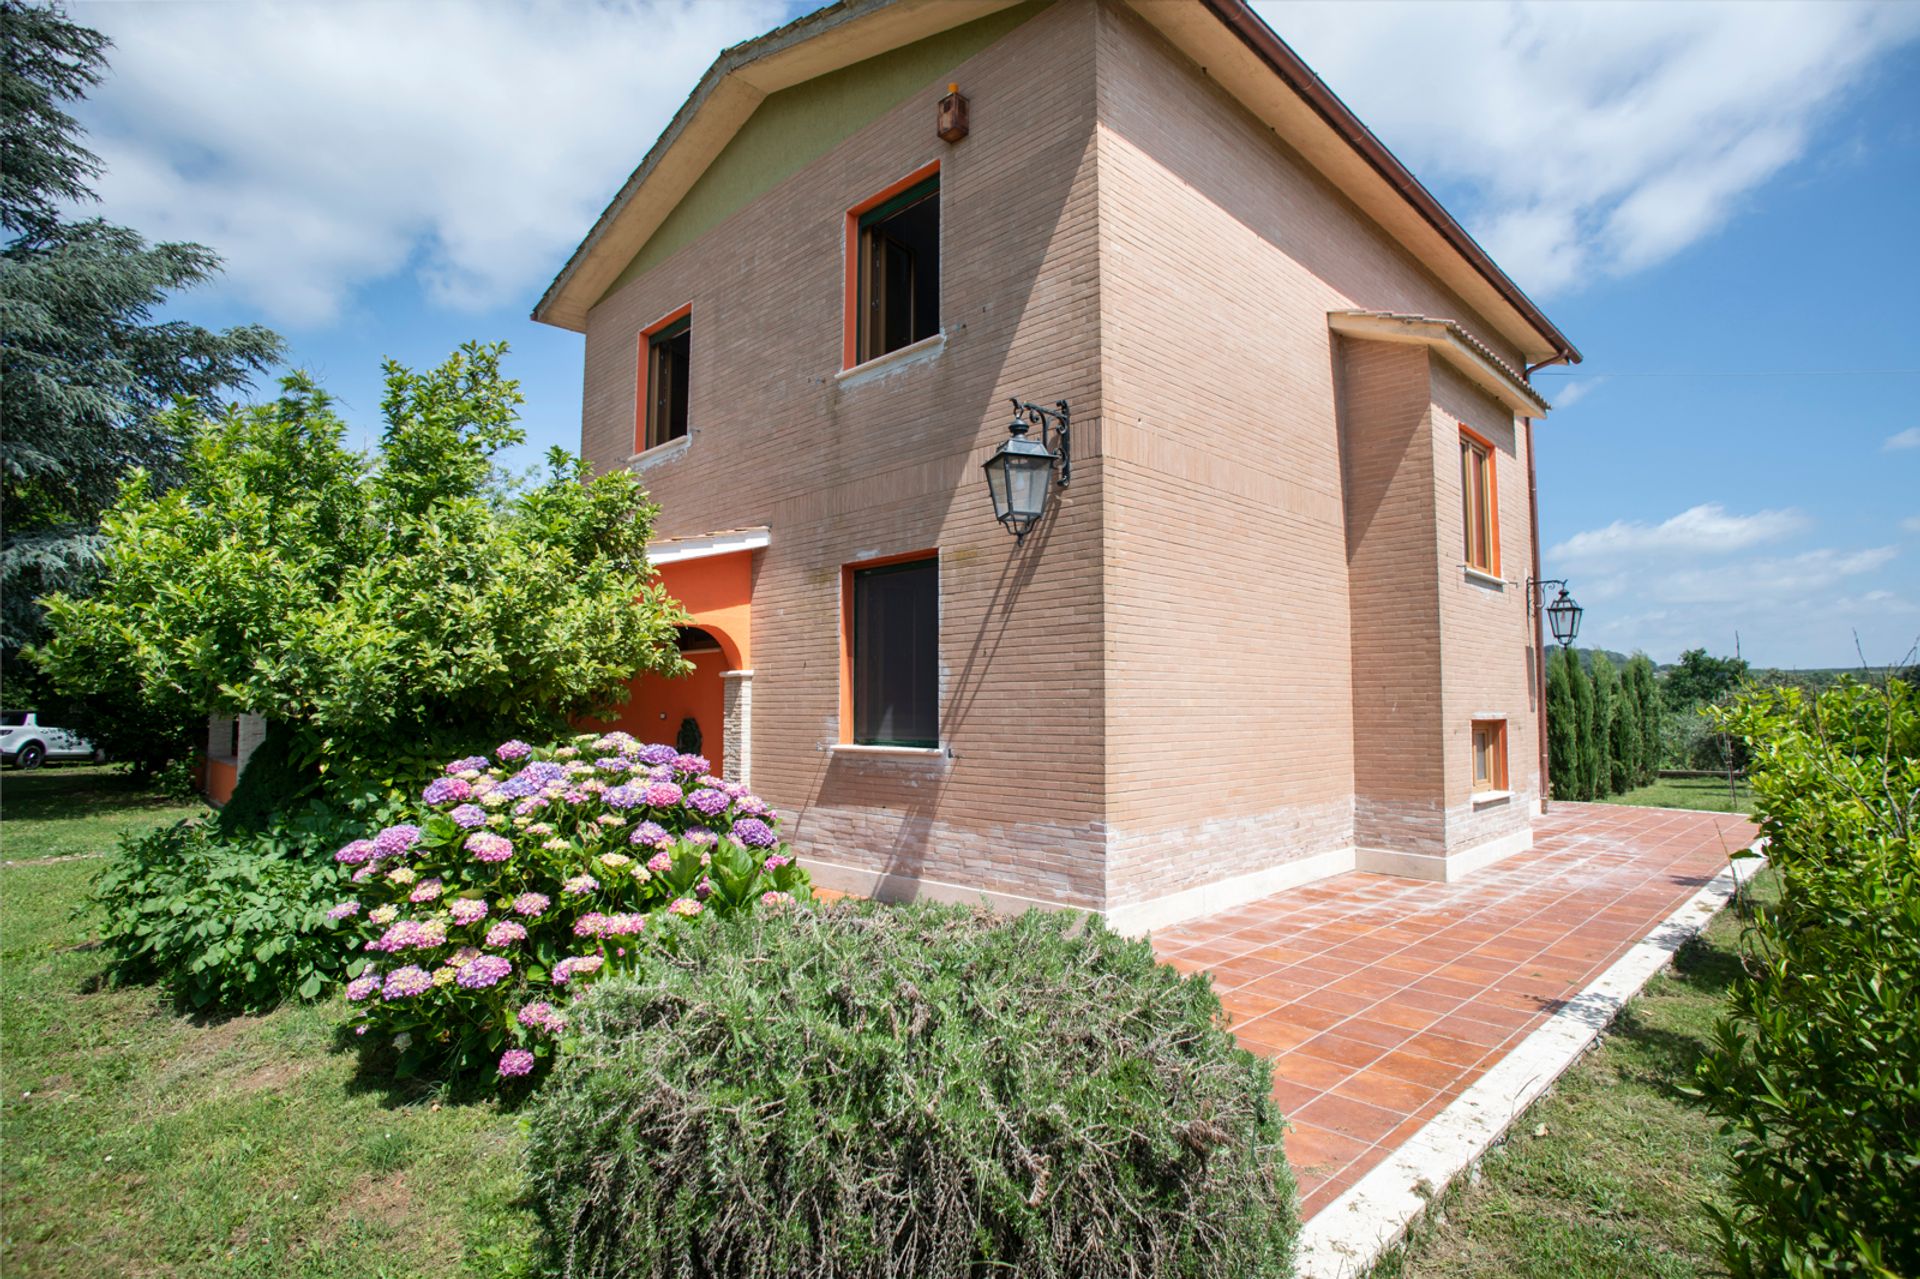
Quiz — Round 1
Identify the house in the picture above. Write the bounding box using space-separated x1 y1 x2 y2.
536 0 1580 933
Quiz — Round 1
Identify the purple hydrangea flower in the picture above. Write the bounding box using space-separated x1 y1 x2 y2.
334 839 377 865
346 973 381 1001
604 784 644 811
694 876 715 900
519 760 567 785
552 954 604 984
422 776 471 805
512 892 550 916
326 899 362 921
636 743 678 766
446 755 490 774
450 804 486 828
493 775 537 800
687 788 730 818
496 740 532 762
643 781 684 807
485 920 528 947
466 832 514 863
372 824 422 859
382 966 433 999
673 753 709 776
628 821 669 848
645 850 674 875
409 879 444 904
602 912 646 936
562 874 600 896
734 794 770 818
456 954 512 989
763 852 793 871
683 826 718 848
448 897 489 926
498 1048 536 1077
572 912 610 938
593 757 630 773
730 818 778 848
517 1001 566 1034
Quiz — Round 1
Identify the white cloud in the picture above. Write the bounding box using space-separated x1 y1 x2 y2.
1901 516 1920 534
71 0 785 325
1253 1 1920 296
1885 427 1920 451
1549 502 1808 561
1546 503 1912 665
1545 376 1603 410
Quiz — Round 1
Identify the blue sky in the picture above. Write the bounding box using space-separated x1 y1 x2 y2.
69 0 1920 669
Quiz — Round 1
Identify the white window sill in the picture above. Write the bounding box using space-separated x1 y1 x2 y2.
1462 566 1506 589
628 434 691 471
1471 789 1512 807
835 332 946 386
829 742 946 759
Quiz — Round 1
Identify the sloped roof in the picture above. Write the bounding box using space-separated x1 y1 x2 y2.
1329 310 1554 416
534 0 1579 368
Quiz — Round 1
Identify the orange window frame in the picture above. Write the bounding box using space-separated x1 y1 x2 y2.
1460 426 1501 575
632 301 692 456
1471 719 1508 792
838 548 939 744
842 160 940 372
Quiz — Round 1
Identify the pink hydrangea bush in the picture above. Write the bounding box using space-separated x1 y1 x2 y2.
330 732 810 1081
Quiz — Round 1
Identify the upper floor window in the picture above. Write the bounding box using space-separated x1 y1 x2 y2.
637 307 690 454
1460 428 1498 575
849 167 940 366
1472 719 1508 792
848 554 939 747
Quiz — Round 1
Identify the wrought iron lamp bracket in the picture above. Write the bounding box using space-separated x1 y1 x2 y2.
1008 398 1071 487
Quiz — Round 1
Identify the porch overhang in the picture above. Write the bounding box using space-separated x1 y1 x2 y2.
1328 310 1553 418
647 525 772 566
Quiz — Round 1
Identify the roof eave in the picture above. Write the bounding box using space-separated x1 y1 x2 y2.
1329 310 1554 417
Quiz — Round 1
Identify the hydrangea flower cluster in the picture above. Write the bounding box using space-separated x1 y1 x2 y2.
330 732 810 1085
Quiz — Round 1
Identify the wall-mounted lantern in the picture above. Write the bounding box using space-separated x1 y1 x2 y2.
983 398 1069 543
1527 578 1584 647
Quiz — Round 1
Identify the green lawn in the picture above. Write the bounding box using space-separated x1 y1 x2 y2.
0 766 536 1279
1365 877 1766 1279
1601 774 1751 815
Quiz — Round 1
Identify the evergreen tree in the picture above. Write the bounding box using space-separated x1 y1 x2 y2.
0 2 283 653
1591 651 1620 797
1547 645 1580 801
1626 655 1661 784
1570 649 1598 799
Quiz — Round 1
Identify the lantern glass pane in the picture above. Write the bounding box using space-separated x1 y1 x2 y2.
985 455 1011 521
1010 455 1052 517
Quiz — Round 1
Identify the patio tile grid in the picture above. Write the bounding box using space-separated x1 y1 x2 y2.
1148 803 1758 1219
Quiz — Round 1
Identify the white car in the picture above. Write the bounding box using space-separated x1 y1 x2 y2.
1 711 99 769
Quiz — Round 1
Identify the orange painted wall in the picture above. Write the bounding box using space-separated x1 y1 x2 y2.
656 553 751 667
205 757 238 806
598 649 728 771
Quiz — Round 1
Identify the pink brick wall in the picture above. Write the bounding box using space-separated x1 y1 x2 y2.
573 0 1550 912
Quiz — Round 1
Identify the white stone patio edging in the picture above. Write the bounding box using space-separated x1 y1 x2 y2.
1294 842 1767 1279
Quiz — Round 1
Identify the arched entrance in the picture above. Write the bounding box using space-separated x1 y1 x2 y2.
603 627 729 773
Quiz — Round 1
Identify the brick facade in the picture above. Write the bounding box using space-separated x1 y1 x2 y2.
564 0 1563 923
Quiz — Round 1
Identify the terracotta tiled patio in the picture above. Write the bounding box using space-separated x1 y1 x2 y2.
1150 802 1759 1221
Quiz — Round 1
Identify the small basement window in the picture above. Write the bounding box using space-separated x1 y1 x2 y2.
1460 429 1498 574
849 555 939 747
641 312 690 452
855 173 939 364
1471 719 1508 792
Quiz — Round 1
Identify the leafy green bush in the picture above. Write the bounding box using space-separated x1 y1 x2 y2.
1694 676 1919 1278
91 811 356 1010
527 903 1297 1279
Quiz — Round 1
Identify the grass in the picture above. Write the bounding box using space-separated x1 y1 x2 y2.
1365 875 1770 1279
0 765 537 1279
1602 774 1752 815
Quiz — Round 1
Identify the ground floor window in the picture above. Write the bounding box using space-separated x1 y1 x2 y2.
1472 719 1508 792
848 554 938 747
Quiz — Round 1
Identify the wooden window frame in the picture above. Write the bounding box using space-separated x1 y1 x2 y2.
1471 719 1508 793
1459 426 1500 576
838 549 940 747
633 302 692 455
842 161 941 371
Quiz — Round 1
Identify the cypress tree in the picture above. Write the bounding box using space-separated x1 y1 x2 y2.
1626 655 1661 785
1570 650 1598 800
1591 652 1620 797
1547 646 1579 802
